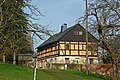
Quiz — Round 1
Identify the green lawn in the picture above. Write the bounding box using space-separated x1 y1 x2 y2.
0 63 111 80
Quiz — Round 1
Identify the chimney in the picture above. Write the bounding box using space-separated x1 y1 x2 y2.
61 23 67 32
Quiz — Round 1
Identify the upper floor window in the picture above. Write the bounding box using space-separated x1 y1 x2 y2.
65 44 70 50
79 31 83 35
74 31 82 35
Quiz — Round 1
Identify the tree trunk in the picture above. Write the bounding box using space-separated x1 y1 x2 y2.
13 52 16 65
3 53 5 63
99 35 119 80
112 60 119 80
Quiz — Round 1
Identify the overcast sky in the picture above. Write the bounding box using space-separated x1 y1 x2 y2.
31 0 85 47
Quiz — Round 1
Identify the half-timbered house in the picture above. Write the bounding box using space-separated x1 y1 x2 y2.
37 24 98 68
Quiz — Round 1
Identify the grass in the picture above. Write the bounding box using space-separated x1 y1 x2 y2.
0 63 111 80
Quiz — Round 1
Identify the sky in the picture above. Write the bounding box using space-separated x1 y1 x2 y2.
31 0 86 48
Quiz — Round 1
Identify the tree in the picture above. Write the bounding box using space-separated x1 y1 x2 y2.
0 0 51 64
79 0 120 80
0 0 29 64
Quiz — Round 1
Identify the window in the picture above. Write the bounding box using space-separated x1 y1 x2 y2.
80 51 86 55
60 44 64 49
88 44 97 51
88 44 93 51
65 44 70 49
78 31 82 35
75 44 78 50
74 31 78 35
66 50 70 55
71 51 78 55
71 44 75 50
83 45 86 50
60 50 65 55
89 59 93 64
74 31 82 35
65 58 69 64
79 45 82 50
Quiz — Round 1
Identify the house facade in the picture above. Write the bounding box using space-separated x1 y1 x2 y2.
37 24 98 68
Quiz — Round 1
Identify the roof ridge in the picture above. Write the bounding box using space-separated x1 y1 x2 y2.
37 24 77 48
37 23 98 49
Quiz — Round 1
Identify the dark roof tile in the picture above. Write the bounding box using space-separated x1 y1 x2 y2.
37 24 98 48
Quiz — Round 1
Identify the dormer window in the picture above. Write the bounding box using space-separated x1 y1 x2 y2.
74 31 82 35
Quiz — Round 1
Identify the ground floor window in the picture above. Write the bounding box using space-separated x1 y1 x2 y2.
65 58 69 64
89 58 93 64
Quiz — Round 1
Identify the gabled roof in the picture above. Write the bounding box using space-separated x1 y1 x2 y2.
37 24 98 49
37 24 74 48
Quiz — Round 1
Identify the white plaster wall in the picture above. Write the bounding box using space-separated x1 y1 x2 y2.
45 56 91 64
55 56 98 64
37 56 98 68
